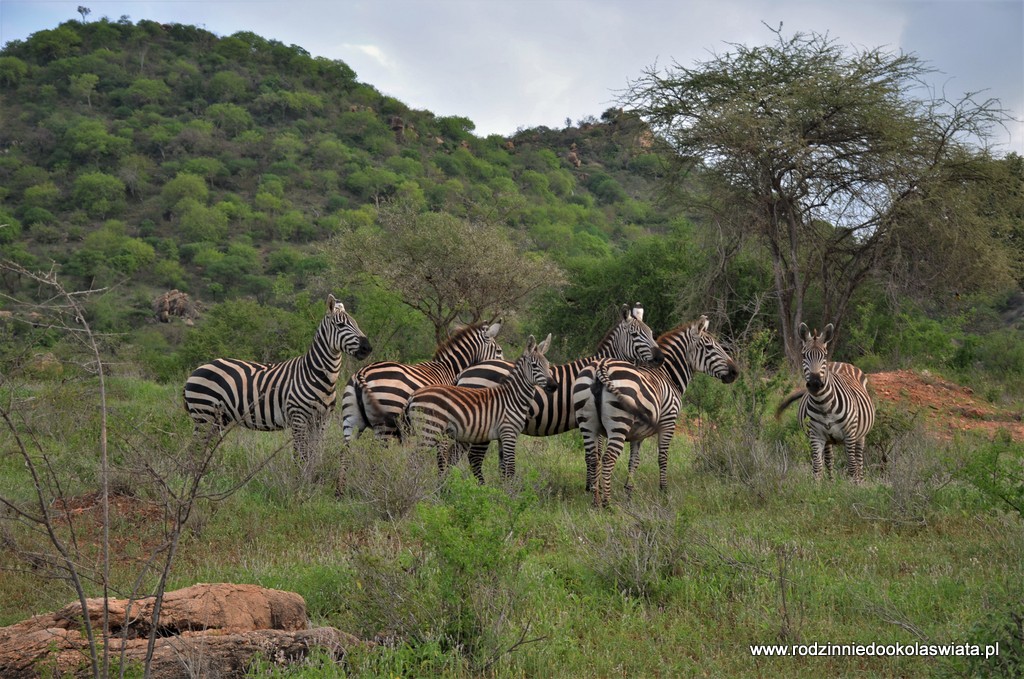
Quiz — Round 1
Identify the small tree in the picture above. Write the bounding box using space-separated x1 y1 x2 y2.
325 201 565 343
69 72 99 108
623 27 1011 364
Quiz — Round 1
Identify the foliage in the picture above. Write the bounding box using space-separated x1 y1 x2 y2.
71 171 126 218
177 296 313 371
623 27 1016 364
960 433 1024 521
327 200 565 342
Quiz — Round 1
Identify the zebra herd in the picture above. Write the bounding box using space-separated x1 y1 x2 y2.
183 295 876 504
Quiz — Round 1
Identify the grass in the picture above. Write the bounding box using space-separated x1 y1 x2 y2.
1 374 1022 678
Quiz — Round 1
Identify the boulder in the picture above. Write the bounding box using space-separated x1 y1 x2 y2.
0 583 364 678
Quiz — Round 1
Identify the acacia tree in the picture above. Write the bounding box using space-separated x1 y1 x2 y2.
622 28 1011 364
327 201 565 343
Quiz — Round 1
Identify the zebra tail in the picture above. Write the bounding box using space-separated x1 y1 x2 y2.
775 390 806 419
356 373 388 422
594 363 656 429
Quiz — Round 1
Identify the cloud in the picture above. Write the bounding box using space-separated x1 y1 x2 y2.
340 43 396 72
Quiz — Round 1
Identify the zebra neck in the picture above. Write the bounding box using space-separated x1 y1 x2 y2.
593 335 625 358
499 366 536 410
660 345 693 394
435 347 476 376
303 326 343 379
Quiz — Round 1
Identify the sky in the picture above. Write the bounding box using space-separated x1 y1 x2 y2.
1 0 1022 155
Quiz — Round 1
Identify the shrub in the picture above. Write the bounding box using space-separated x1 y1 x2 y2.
342 434 440 522
575 499 688 601
960 432 1024 521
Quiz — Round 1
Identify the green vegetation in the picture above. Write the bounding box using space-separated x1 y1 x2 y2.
1 360 1021 677
1 15 1022 678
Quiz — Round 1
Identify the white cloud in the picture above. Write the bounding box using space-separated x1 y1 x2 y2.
340 43 396 72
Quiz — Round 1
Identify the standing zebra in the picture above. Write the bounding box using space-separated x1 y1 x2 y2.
574 316 738 506
183 294 372 462
453 303 665 481
340 320 504 443
776 323 875 483
405 334 558 479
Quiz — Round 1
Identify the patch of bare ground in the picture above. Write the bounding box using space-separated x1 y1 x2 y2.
869 370 1024 441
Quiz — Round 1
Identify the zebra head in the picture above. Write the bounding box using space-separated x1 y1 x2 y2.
798 322 833 395
521 333 559 393
670 316 739 384
481 319 504 361
324 294 372 360
602 303 665 366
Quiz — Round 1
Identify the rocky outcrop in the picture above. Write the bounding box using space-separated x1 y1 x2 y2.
0 583 364 678
152 289 196 324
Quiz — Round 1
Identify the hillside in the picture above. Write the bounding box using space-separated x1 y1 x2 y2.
0 18 672 336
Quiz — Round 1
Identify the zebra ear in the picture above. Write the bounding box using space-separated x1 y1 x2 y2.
486 319 502 338
697 315 709 332
631 303 644 322
821 323 834 345
525 334 537 353
537 332 552 354
327 294 344 313
621 304 631 320
798 323 810 342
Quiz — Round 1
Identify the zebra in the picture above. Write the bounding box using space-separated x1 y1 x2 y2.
775 323 875 483
573 316 738 506
405 334 558 479
183 294 372 462
339 320 504 443
452 303 665 481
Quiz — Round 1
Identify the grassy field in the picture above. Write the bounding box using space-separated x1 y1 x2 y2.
1 374 1022 678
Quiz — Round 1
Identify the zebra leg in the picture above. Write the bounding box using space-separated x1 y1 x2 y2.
625 440 641 493
657 427 673 494
823 442 835 480
500 435 518 479
468 443 488 484
598 433 626 508
809 435 826 481
847 437 865 484
577 418 603 493
435 438 452 477
289 413 310 464
625 441 641 499
341 410 365 444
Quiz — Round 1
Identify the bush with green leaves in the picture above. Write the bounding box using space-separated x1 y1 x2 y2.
71 171 126 218
346 471 539 672
960 432 1024 521
177 296 314 371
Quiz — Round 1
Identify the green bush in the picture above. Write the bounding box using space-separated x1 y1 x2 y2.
960 433 1024 521
952 329 1024 380
177 298 311 369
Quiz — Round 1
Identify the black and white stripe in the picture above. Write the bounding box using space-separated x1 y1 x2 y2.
405 334 558 479
340 320 504 442
574 316 738 506
453 304 665 473
183 294 372 460
776 323 875 483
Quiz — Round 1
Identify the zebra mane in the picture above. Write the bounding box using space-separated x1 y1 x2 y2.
433 322 489 360
595 309 640 349
656 317 707 345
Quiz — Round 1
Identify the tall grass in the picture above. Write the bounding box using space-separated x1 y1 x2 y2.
2 361 1022 677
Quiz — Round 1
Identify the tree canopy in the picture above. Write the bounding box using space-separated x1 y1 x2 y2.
324 201 566 343
622 27 1014 363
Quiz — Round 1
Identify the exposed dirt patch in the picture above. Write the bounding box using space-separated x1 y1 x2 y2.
48 492 170 563
869 370 1024 441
